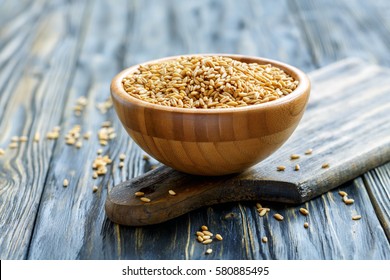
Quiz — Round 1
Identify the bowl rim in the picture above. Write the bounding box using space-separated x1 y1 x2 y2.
110 54 310 114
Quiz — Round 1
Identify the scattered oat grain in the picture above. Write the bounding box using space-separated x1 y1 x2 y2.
294 164 300 171
259 208 268 217
19 136 28 142
92 172 98 179
119 162 125 168
215 234 223 241
304 222 309 228
168 189 176 196
202 239 212 245
352 215 361 220
9 142 18 149
46 130 60 140
322 163 330 169
344 198 354 205
83 131 91 140
97 97 113 114
290 154 300 160
75 141 82 148
140 197 151 203
34 132 40 142
299 208 309 216
256 203 262 209
205 248 213 254
197 236 204 242
304 148 313 155
119 153 126 161
196 231 205 237
11 136 19 142
0 148 5 156
201 225 208 231
63 179 69 187
273 213 284 221
277 165 286 171
262 236 268 243
92 185 98 193
135 191 145 197
338 191 348 197
202 230 213 236
97 149 103 155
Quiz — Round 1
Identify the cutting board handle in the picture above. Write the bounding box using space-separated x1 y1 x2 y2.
105 165 298 226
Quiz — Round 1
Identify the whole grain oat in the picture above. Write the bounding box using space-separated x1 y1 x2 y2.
215 234 223 241
205 248 213 254
122 56 298 109
259 208 268 217
262 236 268 243
338 191 348 197
299 208 309 216
34 132 40 142
202 230 213 237
135 191 145 197
344 198 355 205
140 197 151 203
304 148 313 155
273 213 284 221
290 154 300 160
202 239 212 245
63 179 69 187
9 142 18 149
277 165 286 171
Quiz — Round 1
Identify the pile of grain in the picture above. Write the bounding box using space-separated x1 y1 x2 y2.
122 56 298 109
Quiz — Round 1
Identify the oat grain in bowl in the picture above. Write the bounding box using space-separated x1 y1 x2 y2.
122 56 298 109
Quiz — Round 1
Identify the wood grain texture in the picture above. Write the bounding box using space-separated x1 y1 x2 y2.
106 58 390 225
0 0 91 259
0 0 389 260
363 163 390 240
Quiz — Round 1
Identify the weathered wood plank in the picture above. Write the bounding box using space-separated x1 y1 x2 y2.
292 0 390 245
27 0 145 260
2 0 389 260
0 0 91 259
290 0 390 67
363 163 390 240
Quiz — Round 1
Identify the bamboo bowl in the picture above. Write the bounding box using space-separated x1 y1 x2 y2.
111 54 310 175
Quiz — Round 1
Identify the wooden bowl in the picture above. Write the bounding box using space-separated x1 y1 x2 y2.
111 54 310 175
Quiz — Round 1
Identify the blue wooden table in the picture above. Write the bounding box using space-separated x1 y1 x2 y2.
0 0 389 259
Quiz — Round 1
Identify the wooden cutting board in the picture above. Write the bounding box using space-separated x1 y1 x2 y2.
105 58 390 226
